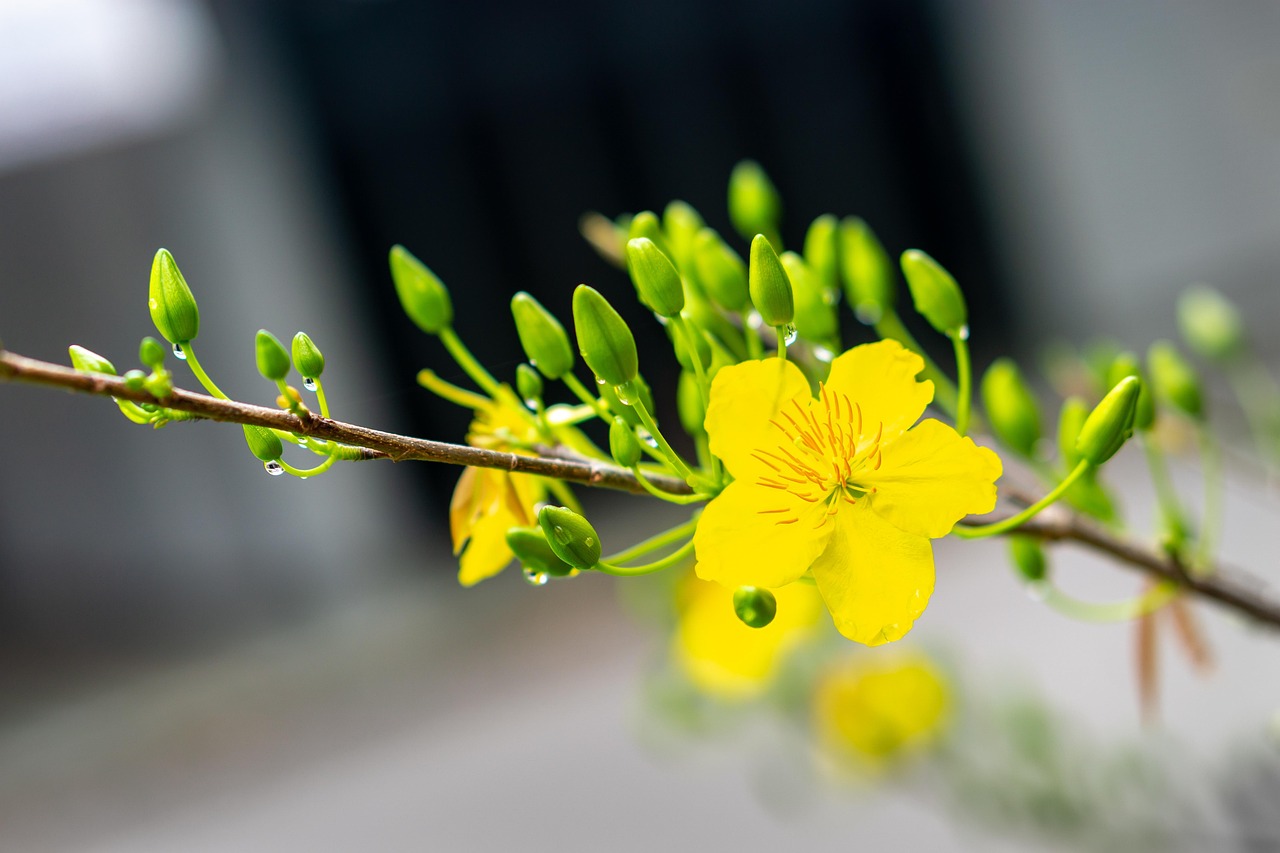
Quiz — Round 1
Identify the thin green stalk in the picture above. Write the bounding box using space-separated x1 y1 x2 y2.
562 373 612 420
438 326 501 397
742 310 765 359
1036 579 1180 622
314 378 331 419
777 329 788 361
1140 432 1188 550
180 343 229 400
595 539 696 577
631 396 695 481
953 459 1092 539
277 454 337 478
672 314 710 411
632 467 709 504
951 331 971 436
1195 423 1223 572
601 517 699 564
873 309 958 415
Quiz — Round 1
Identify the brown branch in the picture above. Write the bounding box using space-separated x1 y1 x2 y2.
4 347 1280 631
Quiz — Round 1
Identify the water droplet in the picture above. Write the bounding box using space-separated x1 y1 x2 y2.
296 436 308 446
781 324 799 346
523 397 539 409
813 346 834 364
303 377 317 391
264 460 285 476
172 343 187 360
855 305 882 325
957 324 970 341
584 537 595 549
552 525 571 545
529 358 539 369
746 310 764 330
596 377 607 386
1025 580 1051 603
523 567 549 587
638 429 659 448
613 384 635 405
147 298 158 311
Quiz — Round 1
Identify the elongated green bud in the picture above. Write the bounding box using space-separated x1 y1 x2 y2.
748 235 794 328
662 200 704 272
255 330 291 381
138 336 166 370
1008 535 1047 582
1057 397 1088 467
781 251 838 342
242 424 283 462
511 292 574 380
728 160 782 247
148 248 200 344
732 586 777 629
506 526 575 578
981 358 1041 457
609 416 642 467
68 345 117 375
1076 376 1142 465
1147 340 1204 419
572 285 638 387
901 249 967 336
838 217 894 323
1107 352 1155 432
1178 286 1243 362
516 363 543 404
537 505 601 570
390 244 453 334
803 214 840 297
291 332 325 379
627 211 675 267
626 237 685 317
677 370 705 436
693 229 749 312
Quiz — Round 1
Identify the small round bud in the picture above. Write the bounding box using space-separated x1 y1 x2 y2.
1075 376 1142 465
1178 286 1244 362
1147 340 1204 419
255 330 291 382
242 424 283 462
537 505 602 570
802 214 840 296
511 292 574 380
389 244 453 334
516 363 543 404
748 235 794 328
728 160 782 247
1008 535 1047 582
572 284 638 387
980 358 1041 457
68 345 117 375
781 251 838 342
900 249 967 336
138 336 166 370
148 248 200 344
662 200 704 272
732 586 778 629
291 332 325 379
626 237 685 317
692 229 749 312
838 217 895 323
122 369 147 391
505 526 575 577
677 371 706 436
609 416 642 467
1106 352 1155 432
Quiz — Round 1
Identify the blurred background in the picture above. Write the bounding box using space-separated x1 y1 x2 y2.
1 0 1278 850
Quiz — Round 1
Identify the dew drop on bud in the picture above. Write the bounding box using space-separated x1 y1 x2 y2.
552 525 571 545
264 460 285 476
638 429 659 449
172 343 187 360
813 346 834 363
596 377 607 386
781 323 798 346
523 567 549 587
303 377 317 391
613 384 635 405
957 324 970 341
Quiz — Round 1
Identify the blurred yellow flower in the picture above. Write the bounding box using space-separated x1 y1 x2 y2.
694 340 1001 645
813 654 949 769
673 574 824 699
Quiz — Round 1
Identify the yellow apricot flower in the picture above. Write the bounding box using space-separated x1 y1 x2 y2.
673 573 824 699
694 339 1001 644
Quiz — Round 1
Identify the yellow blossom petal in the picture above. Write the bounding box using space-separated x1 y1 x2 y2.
809 504 934 646
823 340 933 443
865 418 1003 538
705 357 811 478
449 466 481 553
458 504 519 587
694 480 835 589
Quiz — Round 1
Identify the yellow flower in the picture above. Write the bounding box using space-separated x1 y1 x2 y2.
673 573 824 700
694 340 1002 645
813 653 949 769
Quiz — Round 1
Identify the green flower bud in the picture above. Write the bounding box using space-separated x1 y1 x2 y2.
255 329 291 382
537 505 602 570
627 211 675 267
677 370 706 436
1178 286 1244 362
901 249 967 336
148 248 200 344
1147 340 1204 419
1106 352 1155 432
728 160 782 247
1075 376 1142 465
516 363 543 404
780 251 838 342
838 217 894 323
1008 535 1047 582
662 200 704 272
626 237 685 318
390 244 453 334
692 229 749 312
138 336 166 370
609 416 642 467
291 332 325 380
1057 397 1088 467
68 345 117 375
122 369 147 391
572 284 638 387
981 358 1041 457
732 586 777 629
748 235 794 328
511 292 574 380
802 214 840 297
505 526 575 578
242 424 283 462
142 371 172 399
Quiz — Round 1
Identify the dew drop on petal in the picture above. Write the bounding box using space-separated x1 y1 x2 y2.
264 460 285 476
523 567 549 587
172 343 187 360
303 377 317 391
781 324 799 346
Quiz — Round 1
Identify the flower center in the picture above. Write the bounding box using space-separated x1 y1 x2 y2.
751 383 884 529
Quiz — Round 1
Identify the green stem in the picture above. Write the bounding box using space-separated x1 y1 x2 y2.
180 343 229 400
1195 423 1223 572
601 518 699 564
595 539 696 577
742 310 765 360
776 328 788 361
313 378 331 420
953 459 1093 538
672 314 711 411
951 331 971 436
418 369 491 409
631 396 696 481
438 326 501 397
1140 432 1188 551
277 454 337 478
562 373 612 420
873 310 958 415
1036 579 1180 622
632 467 709 504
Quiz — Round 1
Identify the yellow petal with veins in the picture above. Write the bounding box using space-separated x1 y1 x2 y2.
705 357 811 479
823 340 933 444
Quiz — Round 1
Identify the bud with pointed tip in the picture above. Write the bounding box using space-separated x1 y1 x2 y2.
254 330 291 381
1076 376 1142 465
627 211 675 266
662 200 704 272
506 526 575 578
242 424 283 462
511 292 574 380
537 505 602 570
1106 352 1155 432
390 244 453 334
901 250 967 337
732 586 777 629
68 345 117 375
626 237 685 318
148 248 200 344
981 358 1041 457
1008 535 1047 582
838 217 894 323
748 235 794 328
1147 340 1204 419
572 284 638 387
803 214 840 296
516 363 543 404
291 332 325 379
1178 286 1243 362
728 160 782 247
609 416 642 467
693 229 749 312
781 251 838 342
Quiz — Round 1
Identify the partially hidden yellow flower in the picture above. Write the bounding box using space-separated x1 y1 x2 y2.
694 339 1002 645
813 653 949 769
673 573 824 700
